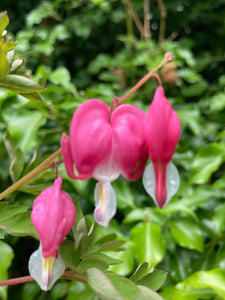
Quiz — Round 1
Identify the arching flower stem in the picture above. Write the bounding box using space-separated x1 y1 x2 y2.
110 52 174 113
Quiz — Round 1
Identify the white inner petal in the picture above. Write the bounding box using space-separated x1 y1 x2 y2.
94 181 116 227
142 161 180 207
93 155 120 182
28 244 65 291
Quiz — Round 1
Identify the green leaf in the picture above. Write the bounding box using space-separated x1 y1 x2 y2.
0 11 9 37
130 263 149 282
176 268 225 299
6 49 15 68
106 272 139 299
74 217 88 255
136 269 167 291
19 91 43 102
131 222 165 269
134 285 165 300
80 258 108 272
189 143 225 184
4 110 46 154
60 240 78 269
213 203 225 235
0 74 45 93
0 240 14 300
0 46 9 80
10 57 24 72
0 202 38 238
168 218 204 252
209 93 225 112
83 253 123 266
84 268 124 300
3 130 24 182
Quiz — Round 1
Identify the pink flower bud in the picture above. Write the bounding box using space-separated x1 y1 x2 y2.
142 86 181 208
31 175 76 258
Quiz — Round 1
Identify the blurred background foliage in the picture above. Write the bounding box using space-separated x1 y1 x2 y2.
0 0 225 299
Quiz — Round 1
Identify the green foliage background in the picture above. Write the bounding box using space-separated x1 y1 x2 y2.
0 0 225 299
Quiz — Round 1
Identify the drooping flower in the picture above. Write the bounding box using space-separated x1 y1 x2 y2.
61 99 148 227
142 86 181 208
28 175 76 290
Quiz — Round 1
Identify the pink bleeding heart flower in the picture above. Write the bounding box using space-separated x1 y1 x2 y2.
142 86 181 208
28 175 76 291
61 99 148 227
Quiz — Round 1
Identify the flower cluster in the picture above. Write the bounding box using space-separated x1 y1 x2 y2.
29 77 181 291
61 84 181 226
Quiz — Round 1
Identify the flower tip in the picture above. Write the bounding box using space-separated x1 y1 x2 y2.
165 52 174 63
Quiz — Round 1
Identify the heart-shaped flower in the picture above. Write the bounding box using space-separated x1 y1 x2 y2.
61 99 148 226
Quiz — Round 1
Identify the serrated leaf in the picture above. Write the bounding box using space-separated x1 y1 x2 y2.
168 218 204 252
131 222 165 269
0 74 45 93
0 202 38 238
0 11 9 37
136 269 167 291
189 143 225 184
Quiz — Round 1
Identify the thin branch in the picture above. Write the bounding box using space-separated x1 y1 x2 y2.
0 271 88 287
157 0 167 44
0 148 62 201
110 52 174 112
123 0 145 39
144 0 151 41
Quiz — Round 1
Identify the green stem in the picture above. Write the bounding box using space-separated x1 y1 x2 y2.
0 148 62 201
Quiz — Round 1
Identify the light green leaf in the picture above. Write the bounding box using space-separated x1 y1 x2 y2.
213 203 225 235
134 285 165 300
106 272 139 299
0 11 9 37
131 222 165 269
136 269 167 291
4 130 24 182
189 143 225 184
0 202 38 238
169 218 204 252
0 240 14 300
175 268 225 299
209 93 225 112
84 268 124 300
0 74 45 93
0 47 9 80
4 110 46 154
130 263 149 282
